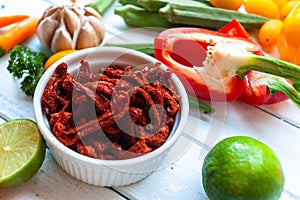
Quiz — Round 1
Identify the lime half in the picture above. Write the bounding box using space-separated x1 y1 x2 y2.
0 119 46 188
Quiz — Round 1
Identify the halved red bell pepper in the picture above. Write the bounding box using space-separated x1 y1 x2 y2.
154 20 300 108
154 27 260 102
219 19 289 106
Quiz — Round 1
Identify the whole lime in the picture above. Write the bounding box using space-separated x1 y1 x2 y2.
202 136 284 200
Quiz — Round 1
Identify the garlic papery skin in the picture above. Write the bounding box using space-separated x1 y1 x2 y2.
37 4 105 53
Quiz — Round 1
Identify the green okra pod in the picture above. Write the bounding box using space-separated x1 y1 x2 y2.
104 42 155 56
188 95 215 113
114 4 174 28
119 0 140 6
86 0 115 15
137 0 173 12
137 0 211 12
159 2 269 30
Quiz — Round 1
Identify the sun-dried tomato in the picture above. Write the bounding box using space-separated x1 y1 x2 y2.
42 59 181 160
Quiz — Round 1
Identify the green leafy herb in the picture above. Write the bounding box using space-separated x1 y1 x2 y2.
7 45 49 97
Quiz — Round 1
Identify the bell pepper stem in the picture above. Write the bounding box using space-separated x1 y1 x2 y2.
265 76 300 109
236 54 300 84
233 53 300 108
204 44 300 107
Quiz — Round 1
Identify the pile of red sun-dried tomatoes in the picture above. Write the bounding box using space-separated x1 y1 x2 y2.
42 60 181 160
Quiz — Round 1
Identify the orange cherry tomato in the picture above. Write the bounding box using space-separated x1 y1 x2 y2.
209 0 244 10
44 49 77 69
258 19 283 47
244 0 280 19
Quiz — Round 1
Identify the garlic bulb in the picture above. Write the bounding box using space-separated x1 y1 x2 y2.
37 4 105 53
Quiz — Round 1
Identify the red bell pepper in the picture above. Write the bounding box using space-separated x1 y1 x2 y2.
154 20 300 108
219 19 289 106
154 27 257 102
218 19 253 42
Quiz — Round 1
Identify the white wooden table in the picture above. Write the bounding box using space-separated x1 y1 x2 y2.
0 0 300 199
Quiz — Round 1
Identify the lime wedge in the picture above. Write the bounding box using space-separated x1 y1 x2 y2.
0 119 46 188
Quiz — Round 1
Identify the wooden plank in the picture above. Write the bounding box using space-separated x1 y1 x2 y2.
0 54 35 120
113 137 209 200
259 101 300 127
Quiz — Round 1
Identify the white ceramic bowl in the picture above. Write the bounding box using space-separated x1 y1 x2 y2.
33 47 189 186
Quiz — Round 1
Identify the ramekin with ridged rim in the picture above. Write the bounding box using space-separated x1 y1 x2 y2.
33 47 189 186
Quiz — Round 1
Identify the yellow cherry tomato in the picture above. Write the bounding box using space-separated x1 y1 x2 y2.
272 0 288 8
277 2 300 64
258 19 283 47
209 0 244 10
282 12 300 45
244 0 280 19
280 0 300 20
44 49 77 69
277 33 299 63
